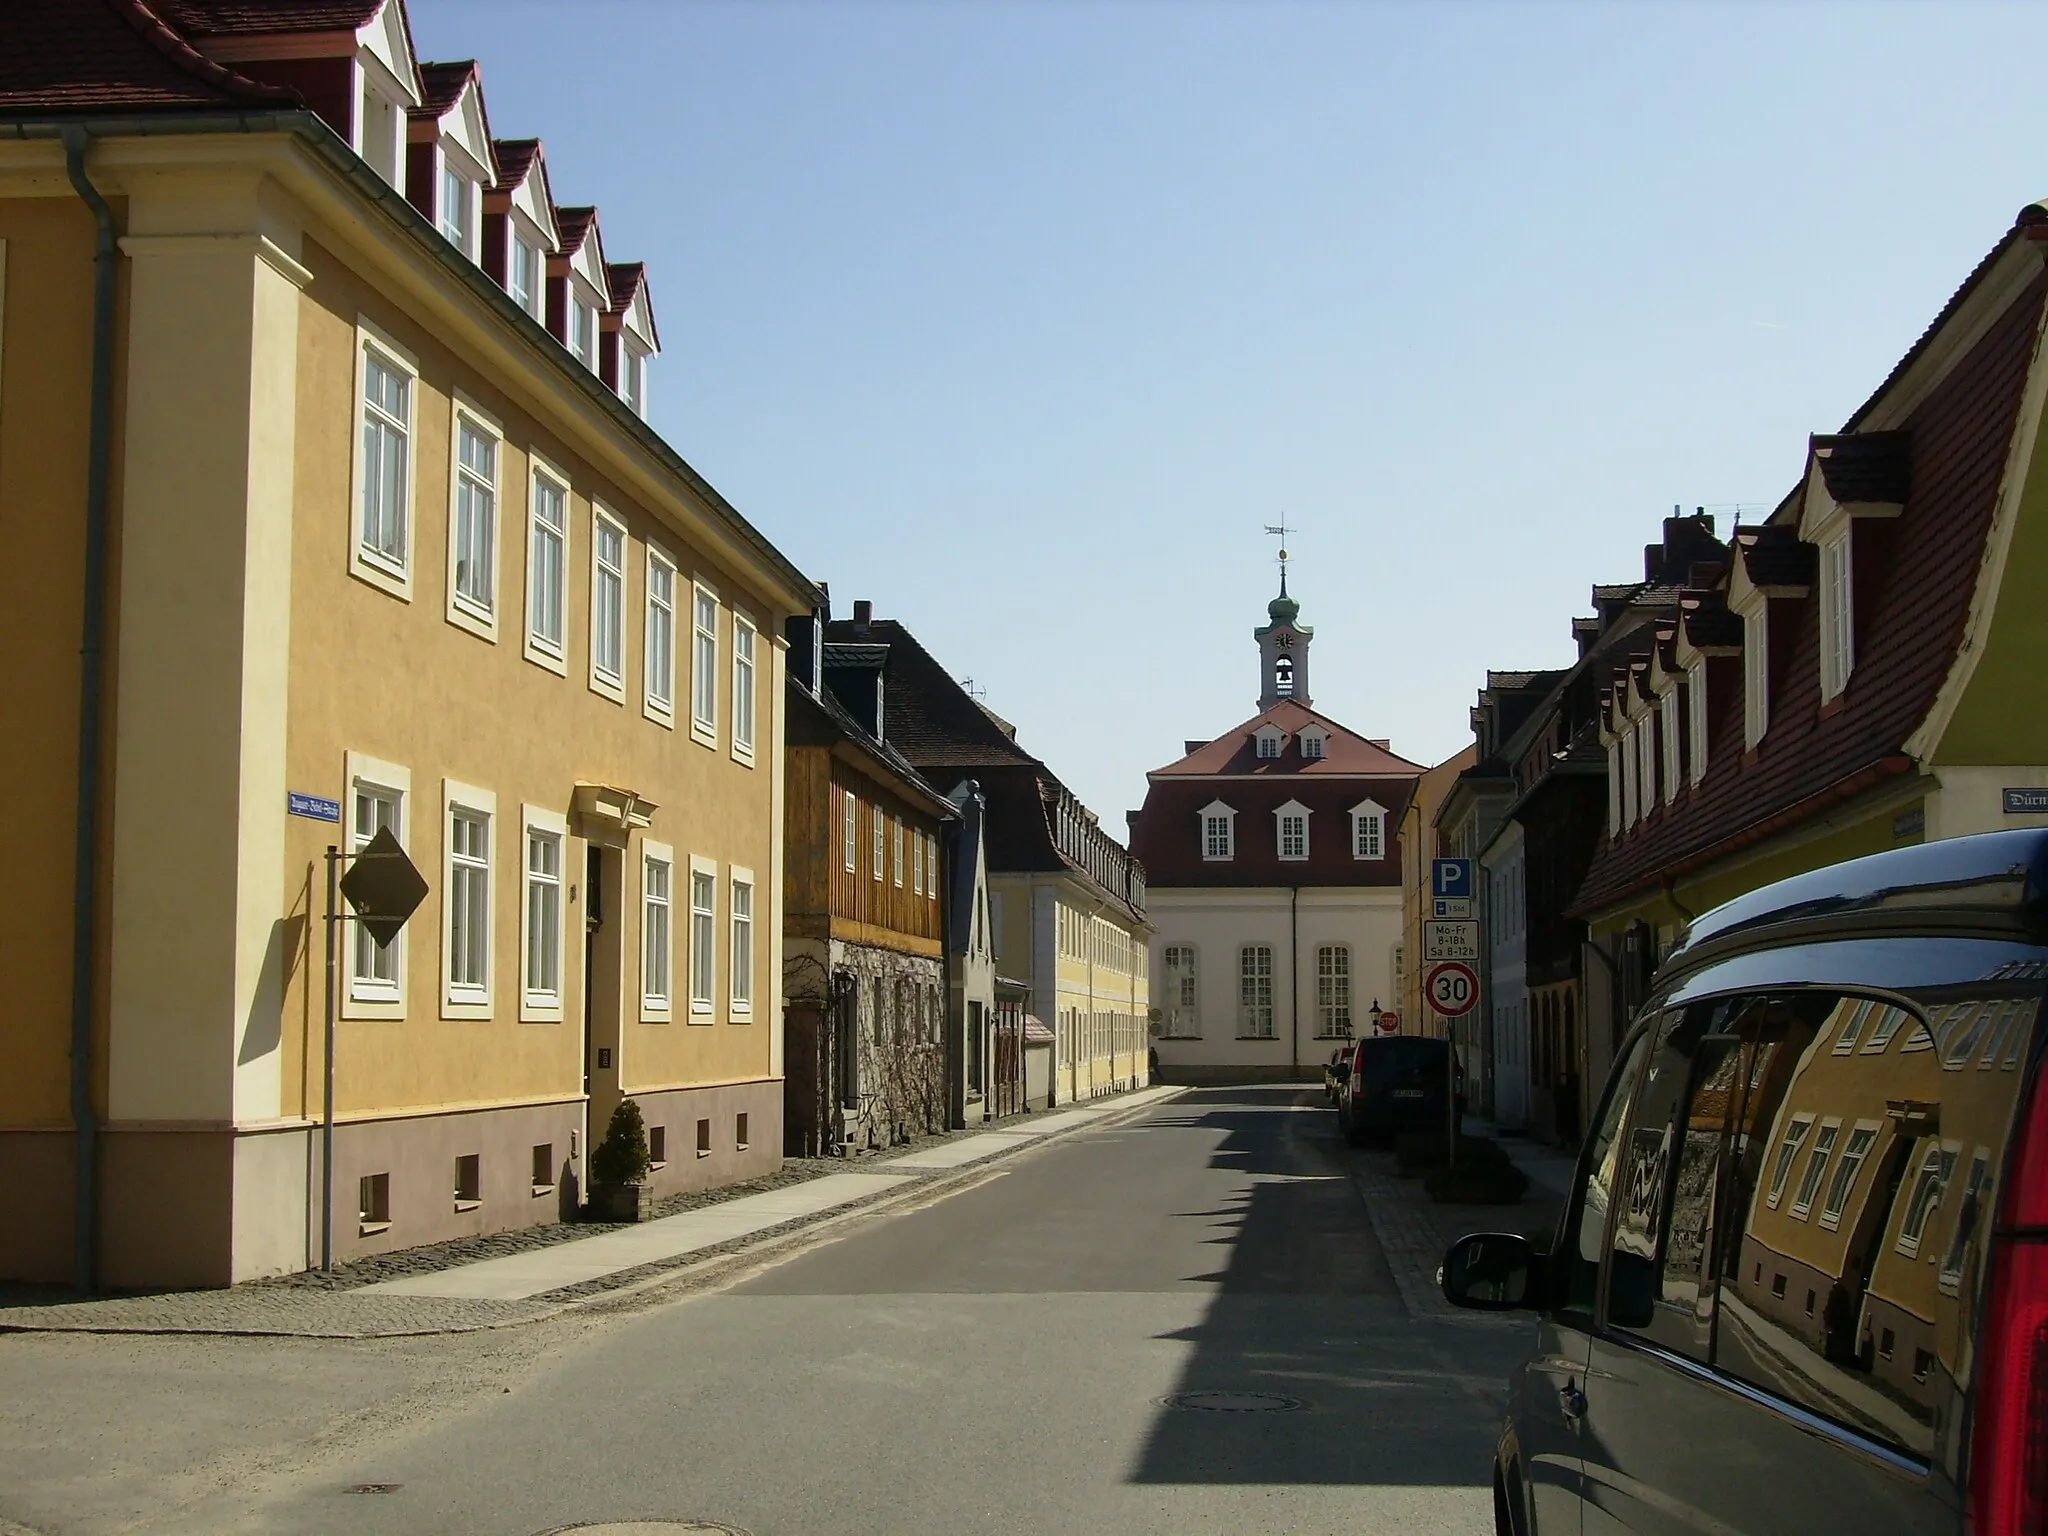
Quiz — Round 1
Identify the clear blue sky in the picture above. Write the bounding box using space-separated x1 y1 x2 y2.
415 0 2048 827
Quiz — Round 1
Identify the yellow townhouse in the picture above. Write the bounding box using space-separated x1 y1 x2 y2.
0 0 817 1287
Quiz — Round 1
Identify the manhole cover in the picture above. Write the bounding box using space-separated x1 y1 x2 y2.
535 1525 751 1536
1158 1390 1305 1414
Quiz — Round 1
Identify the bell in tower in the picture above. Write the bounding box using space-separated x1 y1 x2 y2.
1254 571 1312 709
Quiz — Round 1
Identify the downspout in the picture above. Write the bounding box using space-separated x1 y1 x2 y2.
61 126 117 1293
1289 886 1300 1079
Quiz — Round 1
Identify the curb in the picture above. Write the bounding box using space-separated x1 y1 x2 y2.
0 1085 1188 1340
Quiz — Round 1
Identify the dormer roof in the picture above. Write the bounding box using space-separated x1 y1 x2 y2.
408 58 493 181
607 262 660 351
553 205 609 296
488 136 559 248
1148 699 1425 780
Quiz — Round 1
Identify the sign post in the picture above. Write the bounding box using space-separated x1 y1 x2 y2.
1426 959 1481 1159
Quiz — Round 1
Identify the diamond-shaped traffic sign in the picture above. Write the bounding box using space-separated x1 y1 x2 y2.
339 826 428 950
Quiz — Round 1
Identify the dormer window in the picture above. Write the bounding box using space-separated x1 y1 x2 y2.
1744 607 1769 748
1257 735 1280 760
439 161 474 256
1350 799 1387 859
1254 724 1288 759
1298 725 1328 760
1659 687 1680 804
1200 801 1236 861
572 298 598 371
1820 531 1853 700
1686 660 1708 785
1274 801 1311 861
510 236 542 318
622 348 647 416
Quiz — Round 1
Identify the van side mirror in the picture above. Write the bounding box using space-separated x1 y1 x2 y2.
1439 1232 1543 1311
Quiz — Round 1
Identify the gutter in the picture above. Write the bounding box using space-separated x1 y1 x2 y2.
1 111 824 616
58 127 117 1293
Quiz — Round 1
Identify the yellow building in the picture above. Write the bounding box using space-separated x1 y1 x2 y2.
0 1 817 1286
1397 745 1478 1039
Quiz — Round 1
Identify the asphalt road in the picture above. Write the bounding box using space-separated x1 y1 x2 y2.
1 1087 1532 1535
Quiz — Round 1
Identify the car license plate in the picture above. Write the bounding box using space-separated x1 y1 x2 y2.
1392 1089 1425 1099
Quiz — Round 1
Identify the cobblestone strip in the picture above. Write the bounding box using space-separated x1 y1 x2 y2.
1346 1156 1524 1330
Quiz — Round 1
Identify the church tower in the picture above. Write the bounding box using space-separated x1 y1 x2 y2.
1254 572 1312 709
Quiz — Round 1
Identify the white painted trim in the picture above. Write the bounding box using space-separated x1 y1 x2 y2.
349 316 418 602
690 578 720 748
687 854 718 1018
643 542 678 728
730 609 758 766
523 450 571 675
518 804 567 1022
1906 285 2048 760
729 864 756 1018
444 392 502 641
342 751 411 1020
1273 799 1312 861
640 838 675 1022
440 779 496 1019
587 502 629 701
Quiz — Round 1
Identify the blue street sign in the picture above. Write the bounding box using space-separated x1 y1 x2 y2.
1432 858 1473 901
288 791 342 823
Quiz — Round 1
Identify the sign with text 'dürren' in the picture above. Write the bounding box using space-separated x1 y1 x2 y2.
338 826 428 950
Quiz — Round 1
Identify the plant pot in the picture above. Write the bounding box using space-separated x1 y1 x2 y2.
587 1181 655 1223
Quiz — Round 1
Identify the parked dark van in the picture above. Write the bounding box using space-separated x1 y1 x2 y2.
1338 1034 1456 1145
1440 829 2048 1536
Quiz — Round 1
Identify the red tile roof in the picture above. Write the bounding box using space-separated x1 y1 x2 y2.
554 205 597 255
1149 700 1426 778
0 0 296 112
415 58 473 117
1575 261 2048 916
154 0 382 35
492 137 540 189
1130 776 1414 889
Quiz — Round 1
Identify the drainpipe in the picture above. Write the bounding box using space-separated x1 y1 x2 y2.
60 126 117 1293
1289 886 1302 1081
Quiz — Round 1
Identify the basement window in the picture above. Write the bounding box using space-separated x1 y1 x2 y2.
649 1125 667 1169
531 1143 556 1196
453 1154 481 1211
358 1172 391 1235
736 1112 750 1150
696 1118 713 1158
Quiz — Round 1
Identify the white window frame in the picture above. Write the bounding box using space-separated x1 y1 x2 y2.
1659 687 1681 805
688 857 717 1018
729 867 755 1019
519 805 567 1021
1821 529 1854 702
343 752 410 1019
927 833 939 904
571 292 599 372
1315 945 1352 1037
1607 739 1622 835
1897 1140 1957 1258
1686 660 1709 786
525 454 570 673
1255 729 1285 760
509 233 542 319
644 544 677 726
1275 803 1310 861
1621 720 1640 828
1351 800 1387 860
691 581 720 744
641 840 674 1021
1820 1120 1882 1232
1636 710 1658 816
892 818 904 887
731 611 758 764
1299 728 1327 760
1160 943 1198 1036
1201 804 1235 861
1790 1117 1841 1218
843 789 858 873
589 504 629 699
441 780 496 1019
1238 944 1275 1039
445 395 501 640
350 319 417 601
438 156 473 257
913 829 925 895
1743 604 1770 749
621 344 648 418
872 806 885 882
1767 1113 1813 1208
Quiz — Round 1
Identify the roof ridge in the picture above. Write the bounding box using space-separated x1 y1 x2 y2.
106 0 299 103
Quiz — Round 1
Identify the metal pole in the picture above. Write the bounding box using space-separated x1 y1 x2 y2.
321 846 338 1272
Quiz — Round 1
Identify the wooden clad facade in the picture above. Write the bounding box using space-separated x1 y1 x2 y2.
784 746 944 952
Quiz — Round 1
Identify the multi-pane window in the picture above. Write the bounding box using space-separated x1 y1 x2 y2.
351 784 402 997
528 470 567 655
1791 1121 1840 1217
572 297 597 370
1820 1123 1880 1230
1238 945 1275 1038
359 347 410 574
1621 721 1640 827
1686 660 1709 785
927 833 939 902
1607 740 1623 835
509 236 541 317
524 825 562 1008
872 808 885 882
842 790 857 873
732 616 757 756
1354 810 1383 859
912 830 924 895
1278 813 1307 860
1256 733 1281 759
1659 688 1681 805
730 876 754 1013
1938 1150 1990 1294
1744 607 1770 747
1316 945 1352 1037
642 854 672 1010
447 805 490 1003
1203 813 1233 860
592 512 626 685
1897 1143 1956 1258
451 416 497 618
439 162 471 254
689 867 716 1014
1636 713 1658 816
692 587 718 733
892 819 904 886
1301 733 1325 760
623 349 646 417
645 553 675 715
1821 532 1854 700
1767 1115 1813 1208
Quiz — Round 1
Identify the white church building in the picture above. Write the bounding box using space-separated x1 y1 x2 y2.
1127 578 1424 1082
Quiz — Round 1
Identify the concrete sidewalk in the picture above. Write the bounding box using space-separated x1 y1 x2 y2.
0 1083 1183 1338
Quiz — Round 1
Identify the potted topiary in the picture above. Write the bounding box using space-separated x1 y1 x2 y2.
587 1098 654 1222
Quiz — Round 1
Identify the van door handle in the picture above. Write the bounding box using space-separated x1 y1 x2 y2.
1558 1377 1587 1421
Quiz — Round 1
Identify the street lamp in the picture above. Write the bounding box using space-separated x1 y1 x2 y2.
1369 998 1382 1034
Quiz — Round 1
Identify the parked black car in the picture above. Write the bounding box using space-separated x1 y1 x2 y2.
1441 828 2048 1536
1323 1043 1352 1103
1337 1034 1457 1145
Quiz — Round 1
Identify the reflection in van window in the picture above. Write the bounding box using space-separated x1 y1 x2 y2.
1566 1028 1653 1314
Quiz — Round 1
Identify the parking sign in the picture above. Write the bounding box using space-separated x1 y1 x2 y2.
1431 858 1473 901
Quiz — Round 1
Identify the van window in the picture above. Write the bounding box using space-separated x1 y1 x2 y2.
1705 986 2039 1460
1564 1025 1654 1315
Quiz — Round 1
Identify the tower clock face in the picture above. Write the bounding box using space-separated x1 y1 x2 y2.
1275 633 1293 649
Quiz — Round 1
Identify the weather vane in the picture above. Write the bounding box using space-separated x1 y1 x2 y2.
1264 517 1294 570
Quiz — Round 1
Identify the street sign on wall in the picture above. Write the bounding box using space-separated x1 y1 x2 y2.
1431 897 1472 919
1425 960 1480 1018
1423 920 1479 963
1431 858 1473 900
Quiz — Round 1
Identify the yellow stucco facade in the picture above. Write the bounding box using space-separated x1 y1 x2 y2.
990 874 1150 1102
0 129 808 1286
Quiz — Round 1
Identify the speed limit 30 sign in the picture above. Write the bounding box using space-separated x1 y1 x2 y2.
1425 960 1480 1018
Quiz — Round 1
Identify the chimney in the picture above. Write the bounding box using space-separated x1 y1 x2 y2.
853 599 873 628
